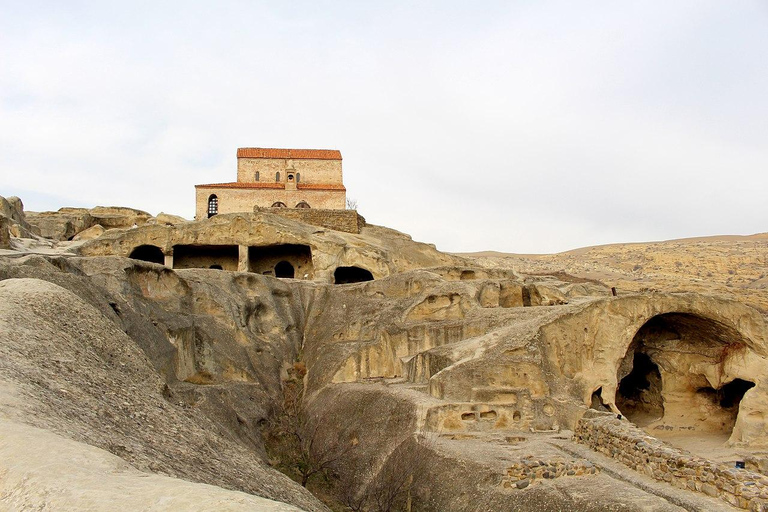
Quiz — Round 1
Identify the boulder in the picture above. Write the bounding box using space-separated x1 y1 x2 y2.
0 196 38 240
25 205 153 241
152 212 188 226
72 224 106 241
25 208 94 241
90 206 152 229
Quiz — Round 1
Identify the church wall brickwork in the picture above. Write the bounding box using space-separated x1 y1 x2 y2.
196 187 345 219
237 158 342 186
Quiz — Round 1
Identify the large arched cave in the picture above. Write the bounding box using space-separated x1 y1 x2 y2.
615 313 754 439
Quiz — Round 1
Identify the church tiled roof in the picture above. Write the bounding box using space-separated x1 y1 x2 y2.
195 182 346 191
195 182 284 189
236 148 342 160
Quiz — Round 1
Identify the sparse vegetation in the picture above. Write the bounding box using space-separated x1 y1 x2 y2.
264 362 357 488
333 435 433 512
264 361 434 511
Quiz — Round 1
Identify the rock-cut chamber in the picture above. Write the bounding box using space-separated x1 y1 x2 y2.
615 313 754 438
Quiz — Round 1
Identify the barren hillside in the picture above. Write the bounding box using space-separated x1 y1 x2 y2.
460 233 768 314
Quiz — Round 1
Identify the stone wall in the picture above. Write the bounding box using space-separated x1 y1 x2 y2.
254 207 365 234
576 415 768 510
195 187 346 219
237 157 342 186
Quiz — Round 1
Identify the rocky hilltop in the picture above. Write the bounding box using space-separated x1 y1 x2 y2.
1 196 767 511
462 233 768 314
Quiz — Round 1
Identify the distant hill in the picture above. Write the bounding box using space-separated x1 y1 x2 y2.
458 233 768 314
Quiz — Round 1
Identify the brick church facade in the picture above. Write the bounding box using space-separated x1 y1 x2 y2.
195 148 347 219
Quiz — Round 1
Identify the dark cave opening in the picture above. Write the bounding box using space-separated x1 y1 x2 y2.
173 244 239 271
274 261 295 279
590 387 610 412
720 379 755 408
333 266 374 284
616 352 664 426
249 244 313 279
128 245 165 265
696 378 755 415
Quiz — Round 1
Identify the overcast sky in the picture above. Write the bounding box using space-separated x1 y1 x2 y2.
2 1 767 253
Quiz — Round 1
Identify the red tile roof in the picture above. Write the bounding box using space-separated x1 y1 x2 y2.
196 182 284 189
196 182 346 192
297 183 346 191
237 148 342 160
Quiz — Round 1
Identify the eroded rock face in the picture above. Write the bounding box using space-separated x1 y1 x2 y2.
72 224 106 241
2 204 767 511
24 204 161 241
0 216 9 249
0 196 38 242
77 211 464 283
0 418 304 512
537 293 768 444
0 263 325 512
25 207 96 240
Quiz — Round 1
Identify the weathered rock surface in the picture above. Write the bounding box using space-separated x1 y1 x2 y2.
77 211 464 282
1 198 765 511
463 233 768 313
151 212 189 226
0 196 38 243
72 223 106 241
0 273 325 511
0 216 9 249
0 417 302 511
25 205 153 240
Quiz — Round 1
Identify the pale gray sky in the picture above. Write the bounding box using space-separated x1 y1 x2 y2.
2 1 767 253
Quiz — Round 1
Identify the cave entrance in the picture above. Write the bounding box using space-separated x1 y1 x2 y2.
590 387 610 412
616 352 664 426
616 313 752 446
128 245 165 265
333 266 374 284
694 378 755 431
249 244 312 279
172 244 239 271
274 261 295 279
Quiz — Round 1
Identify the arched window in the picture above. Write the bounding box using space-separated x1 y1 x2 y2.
271 201 287 208
255 171 260 181
287 173 295 182
296 172 300 183
295 201 311 209
207 195 218 218
276 171 280 182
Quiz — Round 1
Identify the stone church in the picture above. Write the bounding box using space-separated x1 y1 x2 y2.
195 148 347 219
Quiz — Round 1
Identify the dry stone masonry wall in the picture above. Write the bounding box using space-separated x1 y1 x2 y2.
576 415 768 510
253 207 364 234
